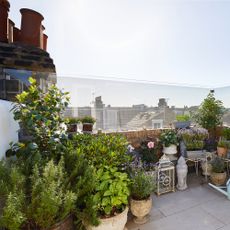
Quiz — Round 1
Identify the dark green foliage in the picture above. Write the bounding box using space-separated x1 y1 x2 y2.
211 157 225 173
221 128 230 140
72 134 131 169
160 130 178 147
131 170 155 200
139 140 158 164
194 92 225 131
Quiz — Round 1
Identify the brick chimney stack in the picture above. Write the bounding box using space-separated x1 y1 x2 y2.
0 0 10 42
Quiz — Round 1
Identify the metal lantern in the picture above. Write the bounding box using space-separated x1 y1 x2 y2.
156 154 175 196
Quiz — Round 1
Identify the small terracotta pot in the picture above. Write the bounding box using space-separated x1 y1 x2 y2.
217 147 228 158
82 123 93 133
210 172 227 186
130 196 152 224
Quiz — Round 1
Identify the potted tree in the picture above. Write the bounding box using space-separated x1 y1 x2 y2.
217 140 228 157
84 166 130 230
130 170 155 224
159 130 178 160
210 157 227 186
81 116 96 133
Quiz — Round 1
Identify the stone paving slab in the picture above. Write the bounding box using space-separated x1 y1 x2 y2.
127 174 230 230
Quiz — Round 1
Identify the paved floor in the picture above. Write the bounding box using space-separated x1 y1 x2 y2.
126 173 230 230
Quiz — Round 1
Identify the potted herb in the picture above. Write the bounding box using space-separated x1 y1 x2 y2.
159 130 178 160
81 116 96 133
130 170 155 224
174 114 191 129
84 166 130 230
217 140 228 157
210 157 227 186
66 117 81 133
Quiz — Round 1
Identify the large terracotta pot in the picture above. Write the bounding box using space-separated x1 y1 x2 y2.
217 147 228 158
210 172 227 186
85 207 128 230
130 197 152 224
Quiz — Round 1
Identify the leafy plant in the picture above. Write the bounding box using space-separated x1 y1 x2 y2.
131 170 155 200
81 116 96 124
159 130 178 147
11 77 70 160
217 140 229 148
221 128 230 140
92 166 130 217
176 114 190 122
194 92 225 133
211 157 225 173
66 117 81 124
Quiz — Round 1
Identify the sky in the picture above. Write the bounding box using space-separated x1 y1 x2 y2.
8 0 230 89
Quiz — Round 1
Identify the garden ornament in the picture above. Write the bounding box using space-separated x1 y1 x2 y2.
176 156 188 190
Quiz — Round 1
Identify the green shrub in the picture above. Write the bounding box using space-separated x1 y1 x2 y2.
72 134 131 169
131 170 155 200
217 140 229 148
221 128 230 140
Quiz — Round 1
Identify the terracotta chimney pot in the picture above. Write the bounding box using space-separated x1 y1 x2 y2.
43 33 48 51
20 8 44 47
13 27 21 42
0 0 10 42
8 19 14 43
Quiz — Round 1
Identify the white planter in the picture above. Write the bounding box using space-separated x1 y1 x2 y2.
85 207 128 230
163 145 177 155
186 150 204 159
130 197 152 224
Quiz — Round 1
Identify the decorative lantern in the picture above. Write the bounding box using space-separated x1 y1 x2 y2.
156 154 175 195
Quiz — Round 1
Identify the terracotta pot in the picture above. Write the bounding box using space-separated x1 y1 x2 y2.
217 147 228 158
210 172 227 186
130 197 152 224
82 123 93 133
0 0 10 42
20 8 44 47
85 207 128 230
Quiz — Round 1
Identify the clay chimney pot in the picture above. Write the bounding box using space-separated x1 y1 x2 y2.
0 0 10 42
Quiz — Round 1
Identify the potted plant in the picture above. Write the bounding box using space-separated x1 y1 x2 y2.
130 170 155 224
210 157 227 186
66 117 81 133
159 130 178 160
81 116 96 133
217 140 228 157
174 114 191 129
84 166 130 230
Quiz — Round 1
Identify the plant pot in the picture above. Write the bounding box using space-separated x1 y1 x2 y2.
67 123 78 133
82 123 93 133
163 144 177 161
217 147 228 158
173 121 191 129
130 197 152 224
186 150 204 159
85 207 128 230
47 215 74 230
210 172 227 186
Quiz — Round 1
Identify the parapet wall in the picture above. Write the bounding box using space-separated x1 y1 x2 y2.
0 99 19 159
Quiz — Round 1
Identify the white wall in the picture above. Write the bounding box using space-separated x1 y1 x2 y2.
0 100 19 159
